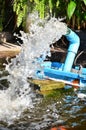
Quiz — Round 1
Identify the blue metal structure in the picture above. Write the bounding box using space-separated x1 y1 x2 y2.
36 29 86 88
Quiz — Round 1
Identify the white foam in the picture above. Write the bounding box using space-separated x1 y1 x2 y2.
0 13 67 123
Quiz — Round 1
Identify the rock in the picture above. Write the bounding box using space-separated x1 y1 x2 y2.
0 32 13 43
0 127 10 130
30 79 65 91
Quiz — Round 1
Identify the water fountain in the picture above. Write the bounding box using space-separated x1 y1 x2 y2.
0 13 86 130
0 13 67 123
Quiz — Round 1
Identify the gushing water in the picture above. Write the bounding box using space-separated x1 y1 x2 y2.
0 13 67 123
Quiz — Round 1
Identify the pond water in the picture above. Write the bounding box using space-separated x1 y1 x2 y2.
0 14 86 130
0 59 86 130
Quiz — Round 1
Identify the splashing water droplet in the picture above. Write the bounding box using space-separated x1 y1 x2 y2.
0 13 67 123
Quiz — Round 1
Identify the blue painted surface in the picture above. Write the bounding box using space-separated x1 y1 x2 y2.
43 62 86 87
36 60 86 86
44 67 79 80
36 29 86 87
63 29 80 71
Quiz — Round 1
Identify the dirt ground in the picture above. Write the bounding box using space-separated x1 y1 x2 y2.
0 42 21 58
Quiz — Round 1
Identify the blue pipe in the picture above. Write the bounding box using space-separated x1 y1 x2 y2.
63 29 80 72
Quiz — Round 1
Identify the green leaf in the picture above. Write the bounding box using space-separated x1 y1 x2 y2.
30 0 33 2
56 0 59 8
34 0 39 4
82 0 86 5
39 0 45 19
49 0 53 13
83 12 86 20
67 1 76 19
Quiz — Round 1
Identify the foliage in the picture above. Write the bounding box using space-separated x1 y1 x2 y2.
13 0 28 27
67 1 76 20
67 0 86 29
0 0 86 31
29 0 86 30
0 0 5 31
30 0 59 18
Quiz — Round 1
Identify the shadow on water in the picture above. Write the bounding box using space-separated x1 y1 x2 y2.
0 58 86 130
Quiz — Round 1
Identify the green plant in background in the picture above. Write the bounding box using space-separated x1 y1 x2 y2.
34 0 45 18
0 0 5 31
29 0 46 19
13 0 28 27
67 0 86 29
29 0 60 19
29 0 86 30
67 1 76 20
0 0 86 31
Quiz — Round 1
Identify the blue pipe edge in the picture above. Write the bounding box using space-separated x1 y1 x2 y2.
36 28 80 79
63 29 80 72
